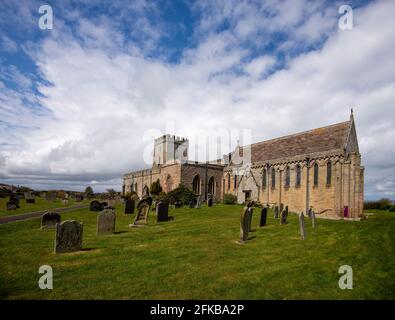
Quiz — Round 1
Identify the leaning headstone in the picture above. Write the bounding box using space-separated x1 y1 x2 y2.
156 202 172 222
207 198 213 207
124 198 135 214
54 220 83 253
6 201 17 210
90 200 101 212
41 212 61 229
130 200 150 227
174 201 183 208
26 198 35 204
195 196 201 208
280 210 287 225
260 207 268 227
299 212 307 240
311 209 316 228
141 196 153 206
238 207 251 244
274 206 279 219
97 209 116 235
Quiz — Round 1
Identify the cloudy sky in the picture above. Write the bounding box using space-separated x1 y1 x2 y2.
0 0 394 198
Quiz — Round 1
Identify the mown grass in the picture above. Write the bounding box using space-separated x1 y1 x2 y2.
0 204 394 299
0 197 91 217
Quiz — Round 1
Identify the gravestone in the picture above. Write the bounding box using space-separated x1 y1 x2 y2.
308 207 313 219
9 194 19 204
189 199 197 208
54 220 83 253
274 206 279 219
62 199 68 205
130 200 150 226
99 202 108 211
280 210 287 225
285 205 289 217
97 209 116 235
260 207 268 227
131 194 140 204
311 209 316 228
239 207 251 244
299 212 307 240
248 206 254 231
195 196 201 208
156 201 173 222
41 212 61 229
175 201 182 208
108 199 116 208
45 192 56 201
90 200 101 212
124 198 135 214
207 198 213 207
26 198 35 204
141 196 153 206
280 203 284 213
75 195 84 202
6 201 17 210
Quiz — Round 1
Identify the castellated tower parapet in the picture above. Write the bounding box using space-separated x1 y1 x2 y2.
153 134 189 166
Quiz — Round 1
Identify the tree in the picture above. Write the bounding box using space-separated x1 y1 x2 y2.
150 179 162 195
85 186 94 198
107 188 117 197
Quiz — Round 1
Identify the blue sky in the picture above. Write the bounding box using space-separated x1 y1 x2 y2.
0 0 394 199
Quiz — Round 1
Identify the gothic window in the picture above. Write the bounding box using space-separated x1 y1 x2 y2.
208 177 215 195
271 168 276 188
285 166 290 188
227 173 230 191
262 169 267 189
327 161 332 186
314 163 319 187
234 175 237 189
193 175 201 195
295 165 301 187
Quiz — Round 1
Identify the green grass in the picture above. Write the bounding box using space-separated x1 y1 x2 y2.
0 204 394 299
0 197 91 217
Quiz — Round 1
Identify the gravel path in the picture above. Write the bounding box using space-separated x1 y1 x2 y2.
0 204 89 225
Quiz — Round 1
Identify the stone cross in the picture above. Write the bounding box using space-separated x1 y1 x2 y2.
54 220 83 253
97 209 116 235
299 212 307 240
41 212 61 229
260 207 268 227
124 198 135 214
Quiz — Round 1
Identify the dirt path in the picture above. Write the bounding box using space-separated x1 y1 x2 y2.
0 204 89 225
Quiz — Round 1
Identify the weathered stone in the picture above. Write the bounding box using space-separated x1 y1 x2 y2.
311 209 316 228
156 201 172 222
195 196 201 208
280 210 287 225
97 209 116 235
207 198 213 207
90 200 101 211
124 198 135 214
54 220 83 253
299 212 307 240
274 206 279 219
260 207 268 227
141 196 153 206
41 212 61 229
130 200 150 226
239 207 251 243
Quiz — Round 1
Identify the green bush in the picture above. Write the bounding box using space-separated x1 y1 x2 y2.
364 198 393 211
223 193 237 204
164 185 195 205
150 179 163 196
389 206 395 212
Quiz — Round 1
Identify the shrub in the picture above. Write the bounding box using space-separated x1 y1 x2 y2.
150 179 163 195
223 193 237 204
164 185 195 205
389 206 395 212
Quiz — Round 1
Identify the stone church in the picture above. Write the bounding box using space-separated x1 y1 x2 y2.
123 111 364 219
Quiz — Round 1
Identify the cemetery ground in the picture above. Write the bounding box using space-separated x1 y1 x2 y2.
0 204 394 300
0 197 91 218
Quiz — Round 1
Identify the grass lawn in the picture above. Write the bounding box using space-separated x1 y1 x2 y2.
0 197 91 218
0 204 394 299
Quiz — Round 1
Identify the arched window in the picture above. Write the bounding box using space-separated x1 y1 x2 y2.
208 177 215 195
326 161 332 186
166 175 173 192
295 165 301 187
271 168 276 188
227 173 230 191
314 163 319 187
192 175 201 195
262 169 267 189
234 175 237 189
285 166 290 187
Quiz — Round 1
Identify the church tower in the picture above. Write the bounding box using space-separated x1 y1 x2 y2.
153 134 189 166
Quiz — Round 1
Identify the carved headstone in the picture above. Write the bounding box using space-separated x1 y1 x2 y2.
97 209 116 235
124 198 135 214
141 196 153 206
130 200 150 226
260 207 268 227
54 220 83 253
90 200 101 212
274 206 279 219
156 201 172 222
41 212 61 229
239 207 251 244
207 198 213 207
299 212 307 240
280 210 287 225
